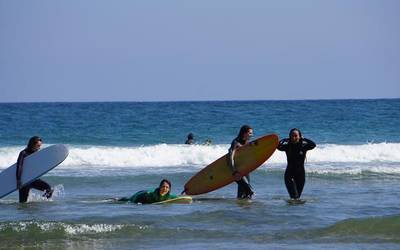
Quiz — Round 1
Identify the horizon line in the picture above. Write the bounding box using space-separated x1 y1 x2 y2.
0 97 399 104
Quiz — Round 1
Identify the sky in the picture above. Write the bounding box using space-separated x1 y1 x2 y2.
0 0 399 102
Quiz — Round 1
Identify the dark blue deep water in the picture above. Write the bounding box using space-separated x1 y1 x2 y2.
0 99 399 146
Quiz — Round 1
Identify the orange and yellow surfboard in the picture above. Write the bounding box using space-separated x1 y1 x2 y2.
184 134 279 195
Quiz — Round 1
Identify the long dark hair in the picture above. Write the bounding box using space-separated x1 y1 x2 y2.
237 125 252 139
26 136 42 153
158 179 171 195
289 128 302 143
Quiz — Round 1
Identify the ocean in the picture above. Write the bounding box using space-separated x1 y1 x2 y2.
0 99 399 249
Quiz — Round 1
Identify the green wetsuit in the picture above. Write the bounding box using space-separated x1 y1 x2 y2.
119 188 177 204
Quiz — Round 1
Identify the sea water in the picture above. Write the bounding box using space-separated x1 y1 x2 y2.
0 99 399 249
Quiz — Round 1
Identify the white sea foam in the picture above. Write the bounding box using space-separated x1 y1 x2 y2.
63 223 124 235
1 143 400 175
1 143 400 167
291 163 400 176
27 184 65 202
0 221 125 234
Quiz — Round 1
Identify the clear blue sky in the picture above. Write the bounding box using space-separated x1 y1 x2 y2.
0 1 399 102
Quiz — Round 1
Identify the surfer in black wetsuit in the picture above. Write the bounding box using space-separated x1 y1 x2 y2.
16 136 53 203
228 125 254 199
277 128 316 200
185 133 194 145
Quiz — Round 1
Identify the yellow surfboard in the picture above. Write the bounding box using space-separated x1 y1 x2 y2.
153 196 192 204
184 134 279 195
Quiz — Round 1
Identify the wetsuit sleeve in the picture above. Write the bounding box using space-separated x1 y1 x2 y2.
277 138 289 151
16 151 26 181
228 141 240 173
302 138 316 151
118 190 148 203
130 190 149 203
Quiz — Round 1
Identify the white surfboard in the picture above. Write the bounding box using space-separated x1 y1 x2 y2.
0 144 69 199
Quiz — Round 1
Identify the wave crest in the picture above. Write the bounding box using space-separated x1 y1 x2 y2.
0 221 126 235
1 143 399 175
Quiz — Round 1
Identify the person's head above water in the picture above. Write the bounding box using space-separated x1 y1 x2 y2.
237 125 253 141
158 179 172 196
185 133 194 145
27 136 42 153
289 128 302 144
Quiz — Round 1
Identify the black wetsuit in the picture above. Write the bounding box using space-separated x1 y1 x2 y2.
277 138 316 199
16 149 53 203
229 137 254 199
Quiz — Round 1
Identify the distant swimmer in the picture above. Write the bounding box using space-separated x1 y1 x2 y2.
185 133 195 145
228 125 254 199
277 128 316 200
204 139 212 145
117 179 177 204
16 136 53 203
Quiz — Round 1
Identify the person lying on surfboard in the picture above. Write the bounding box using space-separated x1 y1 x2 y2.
228 125 255 199
16 136 53 203
277 128 316 200
117 179 178 204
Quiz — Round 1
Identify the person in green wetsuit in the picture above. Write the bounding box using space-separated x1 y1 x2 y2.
118 179 177 204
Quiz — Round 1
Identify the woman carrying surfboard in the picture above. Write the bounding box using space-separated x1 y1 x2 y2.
278 128 316 200
228 125 255 199
16 136 53 203
117 179 178 204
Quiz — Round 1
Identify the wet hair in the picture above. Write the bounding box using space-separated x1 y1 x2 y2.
237 125 252 139
157 179 172 196
187 133 194 140
27 136 42 152
159 179 171 190
289 128 302 139
289 128 304 146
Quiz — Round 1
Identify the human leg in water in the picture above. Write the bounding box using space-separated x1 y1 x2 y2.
19 185 31 203
18 179 52 202
31 179 53 199
284 169 305 199
294 169 305 198
285 170 299 199
236 175 254 199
